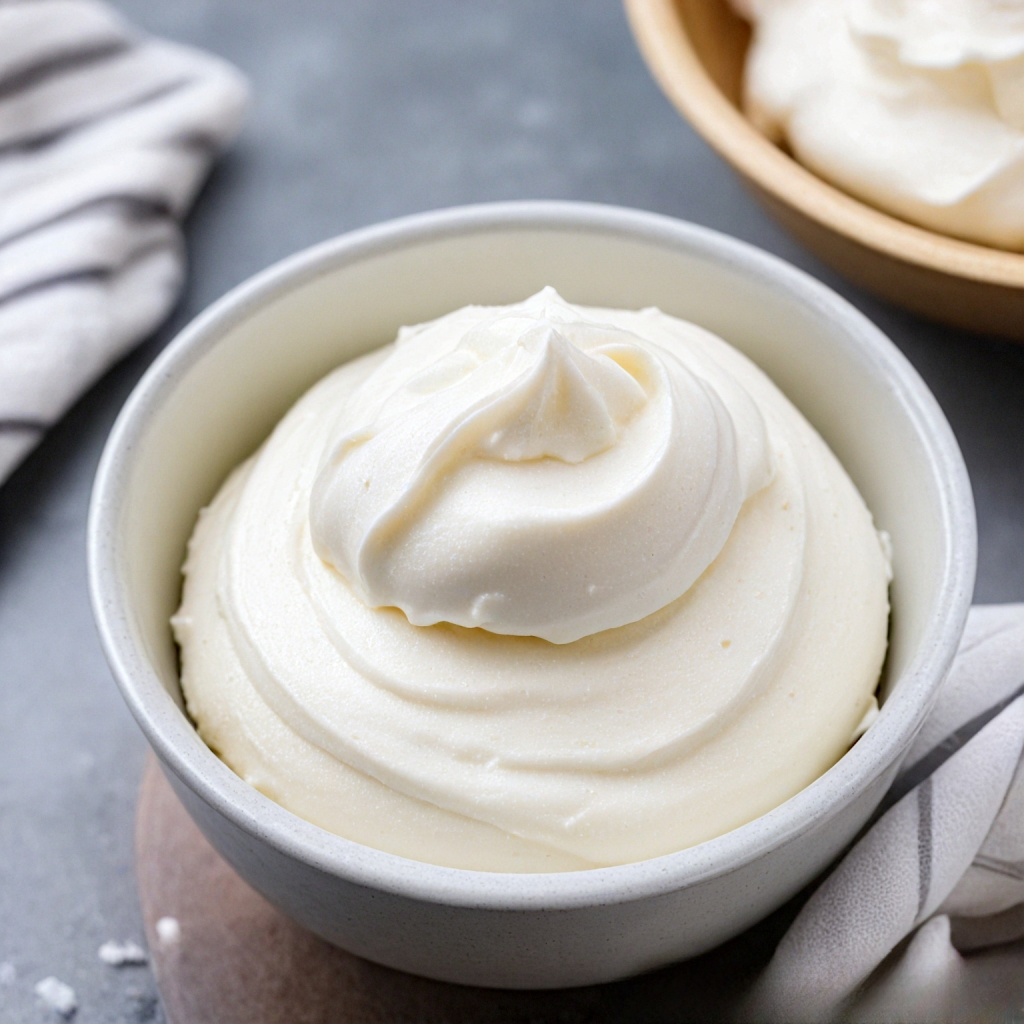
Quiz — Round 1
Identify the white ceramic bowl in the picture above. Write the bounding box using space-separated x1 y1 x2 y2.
89 201 975 989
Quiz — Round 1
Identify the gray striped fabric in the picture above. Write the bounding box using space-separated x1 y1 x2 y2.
748 604 1024 1023
0 0 247 483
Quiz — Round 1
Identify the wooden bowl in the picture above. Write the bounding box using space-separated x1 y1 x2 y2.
625 0 1024 340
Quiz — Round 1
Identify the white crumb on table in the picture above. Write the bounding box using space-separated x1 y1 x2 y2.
0 961 15 985
98 939 149 966
156 916 181 947
34 976 78 1017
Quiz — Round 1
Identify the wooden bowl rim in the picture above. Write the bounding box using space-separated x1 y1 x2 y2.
625 0 1024 290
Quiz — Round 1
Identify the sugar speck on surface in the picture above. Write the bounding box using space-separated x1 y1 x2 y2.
156 916 181 946
98 939 149 966
34 976 78 1017
0 961 15 985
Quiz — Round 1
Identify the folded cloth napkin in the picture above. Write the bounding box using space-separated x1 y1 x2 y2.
746 603 1024 1023
0 0 247 484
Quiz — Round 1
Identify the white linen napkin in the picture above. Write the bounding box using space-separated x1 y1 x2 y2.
0 0 247 484
746 603 1024 1023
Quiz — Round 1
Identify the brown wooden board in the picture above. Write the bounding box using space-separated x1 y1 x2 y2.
135 752 1024 1022
134 753 789 1024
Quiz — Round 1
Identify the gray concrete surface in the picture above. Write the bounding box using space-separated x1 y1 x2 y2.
1 2 1023 1021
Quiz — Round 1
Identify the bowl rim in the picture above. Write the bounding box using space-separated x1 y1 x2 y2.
624 0 1024 290
88 199 976 911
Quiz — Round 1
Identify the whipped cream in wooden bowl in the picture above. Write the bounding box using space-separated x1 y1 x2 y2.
733 0 1024 249
172 288 890 871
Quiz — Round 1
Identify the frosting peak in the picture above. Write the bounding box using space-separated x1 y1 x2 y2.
309 288 774 643
448 316 645 465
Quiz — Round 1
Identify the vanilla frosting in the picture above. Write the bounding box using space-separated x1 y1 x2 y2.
733 0 1024 249
173 290 890 871
310 289 774 643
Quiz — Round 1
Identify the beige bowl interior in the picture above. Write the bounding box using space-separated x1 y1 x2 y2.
626 0 1024 340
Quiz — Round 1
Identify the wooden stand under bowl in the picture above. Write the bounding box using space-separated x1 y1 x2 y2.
625 0 1024 340
135 754 788 1022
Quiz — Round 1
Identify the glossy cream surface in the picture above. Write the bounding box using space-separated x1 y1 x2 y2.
173 291 890 871
309 288 775 643
734 0 1024 250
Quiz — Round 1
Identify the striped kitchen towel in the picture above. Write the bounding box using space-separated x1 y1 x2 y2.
746 603 1024 1023
0 0 247 484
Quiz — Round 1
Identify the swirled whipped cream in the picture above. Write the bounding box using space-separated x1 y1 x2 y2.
310 289 773 643
733 0 1024 249
173 289 890 871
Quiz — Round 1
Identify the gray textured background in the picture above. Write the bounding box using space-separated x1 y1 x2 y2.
2 2 1023 1021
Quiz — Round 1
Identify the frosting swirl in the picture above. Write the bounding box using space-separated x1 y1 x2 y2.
309 288 774 643
173 292 890 871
